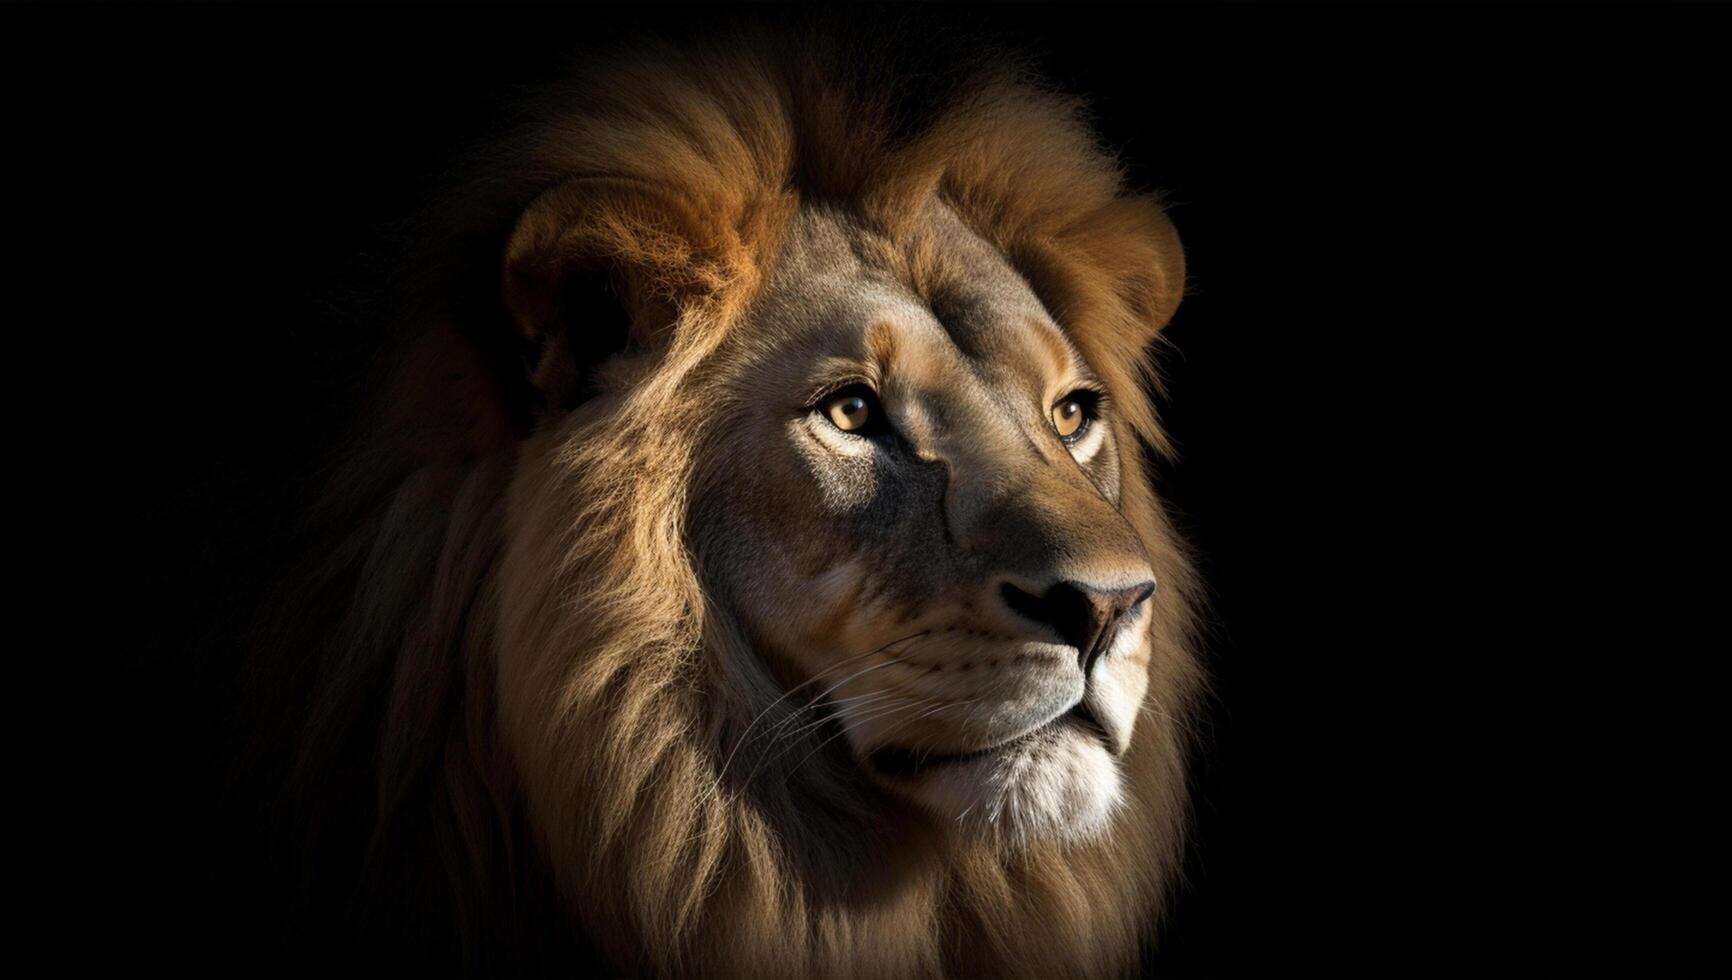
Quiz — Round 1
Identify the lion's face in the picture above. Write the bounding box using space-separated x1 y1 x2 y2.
694 202 1158 844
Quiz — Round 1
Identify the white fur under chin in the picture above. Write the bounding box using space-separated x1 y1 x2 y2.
906 726 1124 847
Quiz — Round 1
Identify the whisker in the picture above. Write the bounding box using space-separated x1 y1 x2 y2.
721 638 935 798
762 690 901 749
704 629 929 798
680 694 913 848
786 694 981 780
750 650 913 745
780 696 929 776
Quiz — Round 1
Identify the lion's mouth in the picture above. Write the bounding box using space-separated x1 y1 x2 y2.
867 703 1110 779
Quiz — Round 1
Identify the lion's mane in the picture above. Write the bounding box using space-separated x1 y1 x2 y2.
219 20 1203 978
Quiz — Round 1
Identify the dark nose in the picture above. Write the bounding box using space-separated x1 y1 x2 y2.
999 579 1156 673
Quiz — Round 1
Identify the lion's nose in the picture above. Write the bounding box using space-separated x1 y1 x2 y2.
998 579 1156 673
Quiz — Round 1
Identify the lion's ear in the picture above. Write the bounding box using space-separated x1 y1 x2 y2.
500 178 690 413
1075 195 1186 344
1016 195 1186 354
1111 197 1186 338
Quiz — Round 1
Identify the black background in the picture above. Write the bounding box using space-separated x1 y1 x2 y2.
11 3 1729 977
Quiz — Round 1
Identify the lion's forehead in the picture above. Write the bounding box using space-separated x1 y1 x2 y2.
750 203 1075 399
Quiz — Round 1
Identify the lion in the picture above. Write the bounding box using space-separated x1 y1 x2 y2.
211 20 1203 978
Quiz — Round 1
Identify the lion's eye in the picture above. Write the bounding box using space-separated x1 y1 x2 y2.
1052 390 1099 445
822 386 879 434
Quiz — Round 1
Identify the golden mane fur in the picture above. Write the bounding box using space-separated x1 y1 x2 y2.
225 20 1203 977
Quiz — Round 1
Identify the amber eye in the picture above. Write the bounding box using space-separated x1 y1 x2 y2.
1052 390 1099 444
823 387 876 433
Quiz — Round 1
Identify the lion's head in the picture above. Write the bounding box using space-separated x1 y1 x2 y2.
229 21 1201 978
689 198 1167 844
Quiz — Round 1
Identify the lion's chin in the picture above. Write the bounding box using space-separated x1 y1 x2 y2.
871 721 1123 847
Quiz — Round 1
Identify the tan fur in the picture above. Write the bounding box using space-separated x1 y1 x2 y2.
232 23 1202 978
